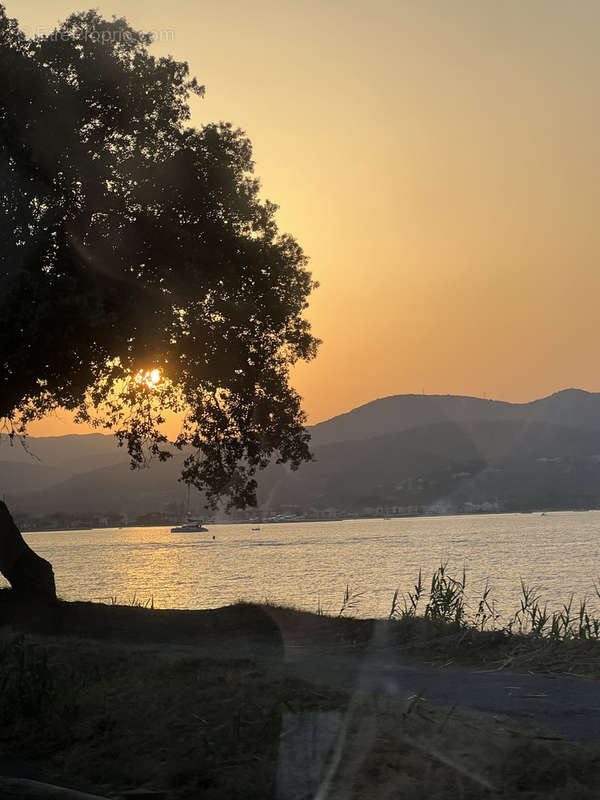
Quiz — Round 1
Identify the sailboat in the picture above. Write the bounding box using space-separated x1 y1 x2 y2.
171 485 208 533
171 520 208 533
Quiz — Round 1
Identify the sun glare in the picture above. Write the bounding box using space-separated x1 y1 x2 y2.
134 368 162 389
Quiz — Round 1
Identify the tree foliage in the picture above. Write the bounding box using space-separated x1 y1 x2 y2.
0 8 319 508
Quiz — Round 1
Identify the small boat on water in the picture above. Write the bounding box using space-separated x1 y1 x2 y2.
172 485 208 532
171 520 208 533
251 527 261 531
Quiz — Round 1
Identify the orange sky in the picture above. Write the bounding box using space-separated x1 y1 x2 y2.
9 0 600 434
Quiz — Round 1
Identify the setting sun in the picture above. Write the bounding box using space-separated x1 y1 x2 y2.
134 368 162 389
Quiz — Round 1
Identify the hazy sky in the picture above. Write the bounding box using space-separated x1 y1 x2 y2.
8 0 600 433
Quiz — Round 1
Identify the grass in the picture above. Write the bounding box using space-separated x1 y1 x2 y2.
0 635 54 724
1 624 600 798
384 563 600 640
380 564 600 678
278 564 600 678
0 628 346 799
335 691 600 799
109 593 155 608
260 591 600 680
3 575 600 797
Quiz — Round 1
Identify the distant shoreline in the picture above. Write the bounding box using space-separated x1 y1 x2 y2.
20 506 600 534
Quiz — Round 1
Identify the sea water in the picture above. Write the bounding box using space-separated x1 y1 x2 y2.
3 512 600 620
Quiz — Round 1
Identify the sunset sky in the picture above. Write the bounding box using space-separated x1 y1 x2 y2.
8 0 600 434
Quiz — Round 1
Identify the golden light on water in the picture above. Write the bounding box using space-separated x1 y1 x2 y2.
134 368 162 389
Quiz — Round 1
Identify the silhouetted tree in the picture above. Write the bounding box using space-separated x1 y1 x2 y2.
0 8 318 501
0 8 318 596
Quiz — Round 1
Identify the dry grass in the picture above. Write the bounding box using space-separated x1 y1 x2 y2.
2 628 600 799
0 629 346 798
2 590 600 797
331 692 600 799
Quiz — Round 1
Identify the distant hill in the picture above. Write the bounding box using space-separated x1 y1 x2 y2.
5 389 600 516
12 455 189 516
258 418 600 510
0 460 72 494
0 433 182 516
0 433 128 471
308 389 600 446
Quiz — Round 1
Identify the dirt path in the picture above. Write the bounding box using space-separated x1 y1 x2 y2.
130 630 600 742
276 642 600 742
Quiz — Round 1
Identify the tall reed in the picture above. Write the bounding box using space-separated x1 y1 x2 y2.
382 565 600 641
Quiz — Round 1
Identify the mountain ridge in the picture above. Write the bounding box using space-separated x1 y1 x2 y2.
308 388 600 446
4 389 600 516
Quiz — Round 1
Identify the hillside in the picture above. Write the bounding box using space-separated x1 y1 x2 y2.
5 389 600 517
0 460 72 494
0 433 127 469
0 433 184 518
258 418 600 511
11 456 189 516
309 388 600 446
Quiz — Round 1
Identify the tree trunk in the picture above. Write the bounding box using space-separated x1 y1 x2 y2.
0 501 56 602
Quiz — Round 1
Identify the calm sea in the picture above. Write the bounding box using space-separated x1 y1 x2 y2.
3 512 600 619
